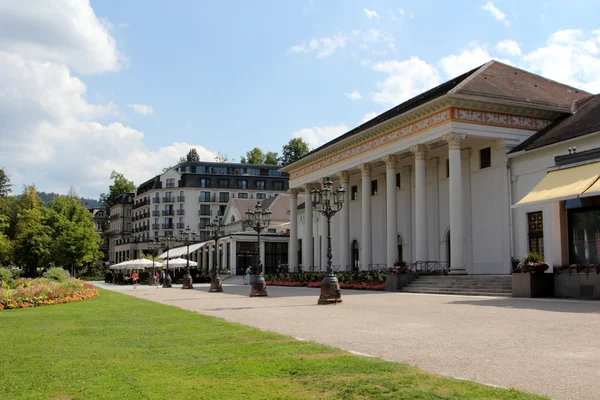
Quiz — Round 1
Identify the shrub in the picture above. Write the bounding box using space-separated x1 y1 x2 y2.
43 267 70 281
516 253 549 273
0 278 98 310
0 268 12 283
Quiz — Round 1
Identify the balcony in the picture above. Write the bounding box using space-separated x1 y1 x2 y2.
176 196 185 202
162 223 174 230
198 222 209 230
152 224 160 230
176 223 185 229
176 209 185 215
152 197 160 204
152 211 160 216
198 195 215 202
198 209 212 216
132 198 149 210
162 210 174 216
162 197 175 203
218 196 229 203
109 214 120 220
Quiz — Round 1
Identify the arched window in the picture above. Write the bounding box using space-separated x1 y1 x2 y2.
231 216 235 222
351 240 360 271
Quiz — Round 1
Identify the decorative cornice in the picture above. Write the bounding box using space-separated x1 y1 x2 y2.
336 170 350 184
442 133 466 150
358 163 372 177
302 183 314 192
410 144 429 160
381 155 398 170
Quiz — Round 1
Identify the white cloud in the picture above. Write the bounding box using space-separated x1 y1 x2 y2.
291 32 347 58
496 39 522 56
0 0 122 74
345 90 362 100
524 29 600 93
482 2 510 27
128 103 155 116
290 44 307 53
370 57 441 105
360 111 380 124
363 8 379 20
292 124 349 148
0 1 216 198
438 44 495 78
118 23 130 29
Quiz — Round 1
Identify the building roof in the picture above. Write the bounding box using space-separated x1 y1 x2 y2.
228 194 292 222
511 94 600 153
283 60 590 170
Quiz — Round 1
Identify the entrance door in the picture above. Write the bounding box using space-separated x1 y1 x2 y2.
446 230 451 269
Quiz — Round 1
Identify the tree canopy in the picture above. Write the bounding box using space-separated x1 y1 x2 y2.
243 147 265 164
99 171 135 209
0 167 11 197
280 138 310 166
214 152 229 163
186 148 200 162
264 152 279 165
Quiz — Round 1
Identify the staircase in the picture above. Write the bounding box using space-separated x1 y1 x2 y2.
401 275 512 297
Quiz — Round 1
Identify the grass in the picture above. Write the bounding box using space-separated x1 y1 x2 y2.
0 289 546 400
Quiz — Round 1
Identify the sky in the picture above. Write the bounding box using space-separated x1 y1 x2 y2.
1 0 599 199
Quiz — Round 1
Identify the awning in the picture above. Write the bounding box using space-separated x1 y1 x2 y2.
158 241 208 259
581 174 600 198
514 161 600 207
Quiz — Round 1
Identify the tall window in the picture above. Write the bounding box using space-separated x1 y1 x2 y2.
527 211 544 256
351 185 358 200
446 159 450 178
199 205 211 216
256 193 266 200
199 191 211 202
371 179 378 195
238 193 248 199
239 180 248 189
200 179 208 188
166 178 175 188
396 173 401 189
219 179 229 188
256 180 266 190
219 192 229 203
480 147 491 169
273 181 284 190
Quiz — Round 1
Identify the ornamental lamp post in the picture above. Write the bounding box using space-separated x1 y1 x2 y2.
148 239 161 285
161 234 176 288
207 215 225 292
245 202 271 297
311 177 345 304
179 226 197 289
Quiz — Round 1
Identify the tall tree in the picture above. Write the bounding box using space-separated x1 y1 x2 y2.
280 138 310 166
13 186 52 276
244 147 265 164
46 196 102 277
214 152 229 163
264 151 279 165
67 185 78 199
0 167 11 197
186 148 200 162
99 171 136 209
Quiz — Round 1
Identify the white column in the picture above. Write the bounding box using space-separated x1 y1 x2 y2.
410 144 429 262
230 240 237 274
336 171 350 270
382 155 398 269
358 163 372 269
288 189 299 271
318 178 328 270
443 133 467 274
259 237 266 270
302 183 313 270
208 244 213 271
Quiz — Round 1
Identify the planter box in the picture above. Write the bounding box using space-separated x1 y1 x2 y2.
386 273 415 291
554 273 600 299
512 273 554 298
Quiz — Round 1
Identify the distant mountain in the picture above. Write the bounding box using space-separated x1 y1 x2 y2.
37 191 103 209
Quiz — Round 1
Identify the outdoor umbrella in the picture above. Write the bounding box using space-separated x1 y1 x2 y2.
126 258 163 269
109 260 133 270
165 258 198 269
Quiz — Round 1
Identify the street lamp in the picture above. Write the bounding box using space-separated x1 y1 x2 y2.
148 239 161 285
207 215 225 292
179 226 197 290
245 202 271 297
161 234 176 288
311 177 345 304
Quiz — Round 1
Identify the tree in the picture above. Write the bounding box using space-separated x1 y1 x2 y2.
265 151 279 165
13 186 53 276
280 138 310 166
214 152 229 163
244 147 265 164
186 148 200 162
0 167 11 197
67 185 78 199
46 196 102 277
99 171 136 209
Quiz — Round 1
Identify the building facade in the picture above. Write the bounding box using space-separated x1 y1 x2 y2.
107 192 134 264
89 208 109 259
281 61 597 275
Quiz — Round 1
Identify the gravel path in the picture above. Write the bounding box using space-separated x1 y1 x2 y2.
94 281 600 400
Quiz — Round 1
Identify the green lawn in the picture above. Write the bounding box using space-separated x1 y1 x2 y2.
0 289 546 400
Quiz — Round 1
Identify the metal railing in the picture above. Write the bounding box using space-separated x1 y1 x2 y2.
177 209 185 215
411 261 449 274
152 197 160 203
177 196 185 202
162 223 174 230
152 211 160 216
162 197 174 203
162 210 174 216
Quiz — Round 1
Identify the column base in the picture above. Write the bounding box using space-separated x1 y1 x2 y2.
250 275 268 297
318 276 342 305
209 276 223 292
449 268 467 275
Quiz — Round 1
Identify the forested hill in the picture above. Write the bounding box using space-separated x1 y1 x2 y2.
37 191 103 208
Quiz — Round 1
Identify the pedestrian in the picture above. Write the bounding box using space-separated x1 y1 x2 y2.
245 266 251 285
155 271 160 288
131 270 139 289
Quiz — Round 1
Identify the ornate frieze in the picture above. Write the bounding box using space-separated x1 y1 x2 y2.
452 108 553 130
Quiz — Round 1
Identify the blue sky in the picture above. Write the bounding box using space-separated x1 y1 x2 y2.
0 0 599 198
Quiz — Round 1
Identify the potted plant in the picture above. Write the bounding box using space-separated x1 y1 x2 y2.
386 261 415 291
512 253 553 298
554 263 600 299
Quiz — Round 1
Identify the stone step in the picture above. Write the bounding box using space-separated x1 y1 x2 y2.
407 284 511 291
402 288 512 297
404 285 511 294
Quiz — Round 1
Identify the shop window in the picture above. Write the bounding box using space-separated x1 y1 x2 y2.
527 211 544 257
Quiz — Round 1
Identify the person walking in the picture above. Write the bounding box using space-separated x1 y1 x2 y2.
244 266 251 285
155 271 160 288
131 270 139 289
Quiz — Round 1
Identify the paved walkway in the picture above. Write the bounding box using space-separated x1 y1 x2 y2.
94 280 600 400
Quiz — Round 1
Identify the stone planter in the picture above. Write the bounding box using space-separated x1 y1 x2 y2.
512 273 554 298
386 273 415 291
554 273 600 299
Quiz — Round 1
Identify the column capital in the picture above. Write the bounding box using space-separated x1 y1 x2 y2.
336 170 350 184
288 188 301 199
381 155 398 169
302 183 314 192
357 163 372 177
442 133 467 150
410 144 429 160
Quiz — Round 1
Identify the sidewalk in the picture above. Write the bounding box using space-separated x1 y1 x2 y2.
94 281 600 400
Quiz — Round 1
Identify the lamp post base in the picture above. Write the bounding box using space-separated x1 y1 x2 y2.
209 275 223 292
162 273 172 288
250 275 268 297
318 275 342 305
182 270 194 289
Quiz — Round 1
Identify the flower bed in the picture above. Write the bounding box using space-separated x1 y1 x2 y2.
0 278 98 310
266 280 386 291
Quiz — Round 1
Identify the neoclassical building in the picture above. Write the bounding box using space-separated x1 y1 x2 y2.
281 61 596 275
